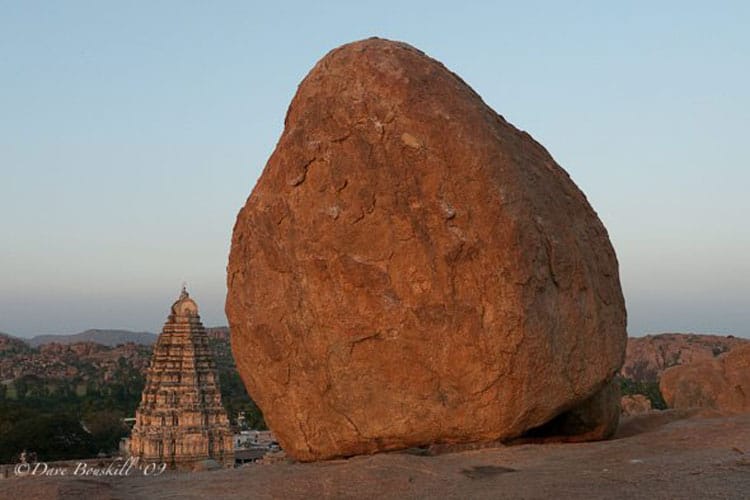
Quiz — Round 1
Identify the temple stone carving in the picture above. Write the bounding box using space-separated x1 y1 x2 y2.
130 287 233 469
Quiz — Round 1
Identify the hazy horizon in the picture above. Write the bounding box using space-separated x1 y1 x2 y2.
3 326 747 342
2 2 749 338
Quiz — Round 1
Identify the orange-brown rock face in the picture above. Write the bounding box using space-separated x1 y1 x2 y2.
226 38 627 461
660 344 750 414
622 333 748 383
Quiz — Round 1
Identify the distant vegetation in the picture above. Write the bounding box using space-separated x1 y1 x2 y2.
0 331 265 464
0 371 140 462
209 337 267 430
619 377 667 410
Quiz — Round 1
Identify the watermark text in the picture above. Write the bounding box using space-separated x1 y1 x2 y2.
13 457 167 478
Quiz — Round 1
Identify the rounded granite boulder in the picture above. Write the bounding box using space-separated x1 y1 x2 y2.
227 38 627 461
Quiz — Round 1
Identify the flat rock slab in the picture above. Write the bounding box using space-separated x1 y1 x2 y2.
4 412 750 499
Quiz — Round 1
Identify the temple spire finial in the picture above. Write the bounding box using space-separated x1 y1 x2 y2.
180 281 188 299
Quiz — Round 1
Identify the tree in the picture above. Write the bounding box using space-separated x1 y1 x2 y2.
83 409 128 454
0 411 97 462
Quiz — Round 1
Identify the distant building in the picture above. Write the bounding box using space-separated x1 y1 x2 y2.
233 430 277 450
232 430 281 466
129 287 233 469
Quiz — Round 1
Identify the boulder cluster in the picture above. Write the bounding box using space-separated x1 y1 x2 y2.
660 344 750 414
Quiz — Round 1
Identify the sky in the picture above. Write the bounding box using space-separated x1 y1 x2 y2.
1 1 748 338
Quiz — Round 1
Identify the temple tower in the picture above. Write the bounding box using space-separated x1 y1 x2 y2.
130 287 234 468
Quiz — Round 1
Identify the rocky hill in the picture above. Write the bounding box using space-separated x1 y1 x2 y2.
0 332 32 356
0 339 151 388
1 326 233 385
621 333 748 383
26 329 158 347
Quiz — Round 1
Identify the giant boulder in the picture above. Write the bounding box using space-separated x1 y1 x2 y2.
227 38 627 461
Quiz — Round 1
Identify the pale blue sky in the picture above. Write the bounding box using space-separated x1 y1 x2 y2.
1 1 748 337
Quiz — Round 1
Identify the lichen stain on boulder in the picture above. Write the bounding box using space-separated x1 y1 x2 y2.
226 37 627 461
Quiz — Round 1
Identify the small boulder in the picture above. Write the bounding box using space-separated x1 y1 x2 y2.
621 394 652 416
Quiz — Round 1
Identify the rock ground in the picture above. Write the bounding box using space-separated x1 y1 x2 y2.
4 412 749 499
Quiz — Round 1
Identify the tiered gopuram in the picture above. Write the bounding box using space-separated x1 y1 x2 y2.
130 287 233 468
